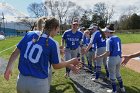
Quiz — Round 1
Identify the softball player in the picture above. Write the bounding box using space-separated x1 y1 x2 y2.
62 20 83 77
29 17 52 92
95 24 125 93
80 27 86 65
4 17 81 93
36 17 53 92
82 30 96 72
85 23 109 80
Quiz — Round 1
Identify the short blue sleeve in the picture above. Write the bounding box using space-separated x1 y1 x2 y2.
62 31 67 39
17 33 28 50
82 35 87 45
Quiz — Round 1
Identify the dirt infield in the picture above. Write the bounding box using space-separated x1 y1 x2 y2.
122 43 140 73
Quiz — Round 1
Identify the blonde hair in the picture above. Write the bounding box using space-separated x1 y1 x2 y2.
84 30 90 35
37 17 47 31
33 17 59 47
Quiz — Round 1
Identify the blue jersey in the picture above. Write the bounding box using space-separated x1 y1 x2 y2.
62 29 83 49
82 35 96 51
82 35 89 46
90 30 106 48
106 35 122 57
17 31 61 79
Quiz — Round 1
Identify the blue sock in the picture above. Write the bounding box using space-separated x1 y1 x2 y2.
96 66 101 79
106 70 109 77
95 72 100 79
111 79 117 92
117 77 124 88
112 82 117 92
94 66 96 72
105 66 109 77
88 64 92 70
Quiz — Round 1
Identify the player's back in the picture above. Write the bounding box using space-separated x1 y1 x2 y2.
109 35 121 57
17 31 60 79
91 30 106 48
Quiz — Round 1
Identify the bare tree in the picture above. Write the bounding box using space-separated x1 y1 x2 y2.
45 0 75 24
118 15 130 30
28 2 48 18
56 0 75 24
92 2 114 26
68 5 85 24
45 0 77 34
129 6 138 15
44 0 56 16
106 5 114 24
18 17 36 30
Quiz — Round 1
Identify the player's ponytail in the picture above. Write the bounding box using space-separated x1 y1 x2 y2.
107 24 115 34
98 27 106 40
43 17 59 47
37 17 47 31
32 17 48 43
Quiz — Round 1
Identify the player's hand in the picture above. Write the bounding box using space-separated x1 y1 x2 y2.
4 68 12 81
70 58 83 67
121 55 130 66
70 64 80 74
59 46 64 50
93 56 99 60
60 46 65 56
81 48 86 55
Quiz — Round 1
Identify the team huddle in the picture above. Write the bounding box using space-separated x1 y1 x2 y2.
4 17 130 93
61 20 125 93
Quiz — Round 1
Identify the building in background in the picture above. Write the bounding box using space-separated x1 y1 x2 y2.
0 2 31 36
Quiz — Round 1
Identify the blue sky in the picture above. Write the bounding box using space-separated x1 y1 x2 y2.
2 0 42 15
1 0 140 20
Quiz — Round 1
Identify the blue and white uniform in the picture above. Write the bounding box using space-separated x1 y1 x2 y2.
83 36 96 72
62 29 83 50
80 30 86 65
90 30 109 79
62 29 83 73
17 31 61 93
106 35 124 92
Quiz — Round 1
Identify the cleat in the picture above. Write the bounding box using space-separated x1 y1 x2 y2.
120 87 125 93
91 78 98 82
107 89 117 93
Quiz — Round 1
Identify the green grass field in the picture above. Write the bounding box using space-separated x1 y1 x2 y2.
117 33 140 44
0 33 140 93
